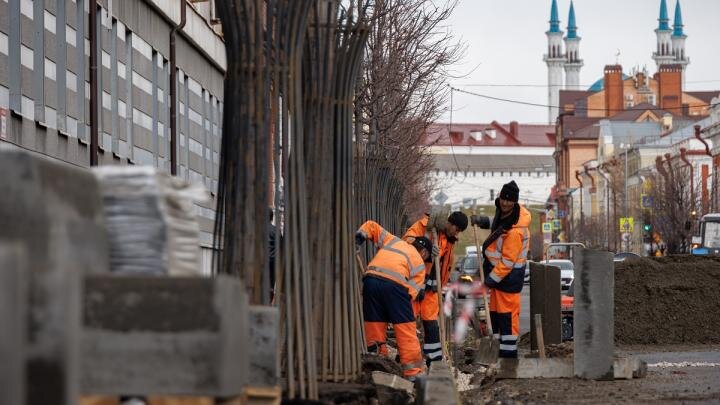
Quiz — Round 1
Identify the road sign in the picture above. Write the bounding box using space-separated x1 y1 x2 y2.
546 209 555 220
557 210 566 219
542 222 552 233
543 232 552 243
553 219 562 230
619 217 634 232
434 191 448 205
641 194 653 208
622 232 631 242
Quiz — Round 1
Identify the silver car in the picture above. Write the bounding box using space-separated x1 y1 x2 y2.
545 259 574 291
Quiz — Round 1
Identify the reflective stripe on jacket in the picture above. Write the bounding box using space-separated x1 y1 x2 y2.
359 220 426 299
484 206 531 293
403 214 455 286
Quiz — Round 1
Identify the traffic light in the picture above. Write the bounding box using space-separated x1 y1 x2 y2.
642 223 652 243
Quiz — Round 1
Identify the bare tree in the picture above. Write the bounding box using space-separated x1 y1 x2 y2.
355 0 464 225
647 156 700 254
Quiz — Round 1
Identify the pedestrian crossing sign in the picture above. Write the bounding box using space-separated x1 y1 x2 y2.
542 222 552 233
619 217 634 232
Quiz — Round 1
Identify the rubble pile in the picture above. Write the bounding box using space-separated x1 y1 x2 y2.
615 255 720 345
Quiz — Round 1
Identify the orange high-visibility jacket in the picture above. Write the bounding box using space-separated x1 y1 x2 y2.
403 214 455 287
484 206 531 292
359 220 427 300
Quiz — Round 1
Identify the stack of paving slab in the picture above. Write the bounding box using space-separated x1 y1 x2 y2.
93 166 208 276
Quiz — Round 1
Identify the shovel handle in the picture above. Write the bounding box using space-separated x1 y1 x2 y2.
472 225 494 336
431 230 448 356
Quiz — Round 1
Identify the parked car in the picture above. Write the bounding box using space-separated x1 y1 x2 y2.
613 252 641 262
561 279 574 341
462 254 479 276
545 259 574 291
524 260 533 283
453 255 466 273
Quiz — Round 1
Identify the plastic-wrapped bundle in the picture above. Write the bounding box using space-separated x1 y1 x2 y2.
93 166 208 276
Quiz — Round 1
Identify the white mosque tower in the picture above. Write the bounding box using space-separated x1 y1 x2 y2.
652 0 676 69
670 0 689 88
563 1 583 90
544 0 565 124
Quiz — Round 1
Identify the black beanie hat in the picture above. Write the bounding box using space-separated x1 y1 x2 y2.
447 211 468 231
500 180 520 203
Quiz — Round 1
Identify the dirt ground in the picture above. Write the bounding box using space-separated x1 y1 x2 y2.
460 364 720 404
614 255 720 345
455 255 720 404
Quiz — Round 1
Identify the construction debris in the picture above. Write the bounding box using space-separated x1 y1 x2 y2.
371 371 414 397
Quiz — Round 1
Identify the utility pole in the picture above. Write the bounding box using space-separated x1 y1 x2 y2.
623 144 629 251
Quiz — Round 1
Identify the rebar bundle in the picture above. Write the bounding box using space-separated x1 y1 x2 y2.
215 0 370 399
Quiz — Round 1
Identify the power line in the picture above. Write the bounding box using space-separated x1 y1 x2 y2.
451 86 720 113
456 79 720 88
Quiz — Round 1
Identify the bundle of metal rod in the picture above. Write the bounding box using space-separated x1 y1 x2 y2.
213 0 273 301
354 150 409 239
214 0 319 399
216 0 373 397
301 1 370 383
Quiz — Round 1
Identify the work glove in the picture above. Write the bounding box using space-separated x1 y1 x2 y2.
355 230 367 246
416 289 426 302
470 214 491 229
432 243 440 258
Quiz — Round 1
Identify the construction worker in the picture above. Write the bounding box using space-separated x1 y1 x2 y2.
473 180 530 358
403 209 468 364
356 220 432 379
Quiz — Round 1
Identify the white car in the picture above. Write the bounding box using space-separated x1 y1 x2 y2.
545 259 574 291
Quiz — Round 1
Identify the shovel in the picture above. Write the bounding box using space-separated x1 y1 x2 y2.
471 225 500 366
431 230 449 361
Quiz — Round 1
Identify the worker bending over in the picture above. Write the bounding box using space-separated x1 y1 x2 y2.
404 210 468 364
356 220 432 379
474 180 530 358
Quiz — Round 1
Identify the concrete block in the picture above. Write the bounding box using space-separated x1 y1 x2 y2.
0 245 28 405
81 275 249 397
248 306 279 386
0 148 109 405
529 262 561 350
572 248 614 380
496 358 574 379
371 371 414 395
421 360 459 405
495 357 647 380
614 357 647 379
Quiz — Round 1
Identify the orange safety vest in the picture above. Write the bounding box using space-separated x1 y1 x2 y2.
484 206 531 293
359 220 426 299
403 214 455 288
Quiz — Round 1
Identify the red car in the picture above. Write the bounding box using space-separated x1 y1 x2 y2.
561 280 574 341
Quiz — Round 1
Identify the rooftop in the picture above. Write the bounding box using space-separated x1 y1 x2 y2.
432 154 554 172
423 122 555 147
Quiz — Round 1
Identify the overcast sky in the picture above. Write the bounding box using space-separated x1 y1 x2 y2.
441 0 720 125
